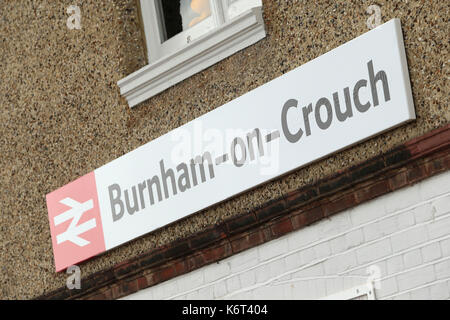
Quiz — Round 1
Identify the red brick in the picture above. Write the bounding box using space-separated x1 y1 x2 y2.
443 153 450 170
270 218 293 237
174 260 188 276
226 213 257 235
145 273 156 287
230 235 247 253
112 279 139 299
231 231 264 253
164 240 191 260
137 276 148 290
88 293 107 300
406 143 421 158
91 287 114 300
384 147 411 167
291 206 324 229
247 230 265 248
189 227 227 250
349 158 386 182
114 261 137 279
406 163 428 184
202 243 230 263
156 266 176 283
424 158 442 175
285 188 318 208
423 151 450 175
355 180 390 203
194 253 207 268
388 170 408 190
415 130 450 154
121 279 138 296
186 256 197 272
318 173 353 195
111 285 120 299
185 254 206 271
261 226 275 242
405 124 450 148
255 199 286 222
138 251 165 270
322 193 356 217
104 288 114 300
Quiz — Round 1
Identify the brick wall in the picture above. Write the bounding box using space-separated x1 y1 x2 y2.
123 170 450 300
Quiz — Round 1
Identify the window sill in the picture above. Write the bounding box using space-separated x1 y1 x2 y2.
117 7 266 108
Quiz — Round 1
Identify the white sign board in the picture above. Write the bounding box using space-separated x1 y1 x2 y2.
46 19 415 271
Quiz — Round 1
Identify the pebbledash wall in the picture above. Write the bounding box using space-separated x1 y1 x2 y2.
0 1 449 300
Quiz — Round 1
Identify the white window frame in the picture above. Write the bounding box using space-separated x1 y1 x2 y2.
117 0 266 108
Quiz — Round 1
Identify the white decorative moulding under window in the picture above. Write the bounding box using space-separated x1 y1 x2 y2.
118 0 266 108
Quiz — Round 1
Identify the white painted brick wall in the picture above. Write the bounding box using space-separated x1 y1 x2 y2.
123 170 450 300
403 249 423 268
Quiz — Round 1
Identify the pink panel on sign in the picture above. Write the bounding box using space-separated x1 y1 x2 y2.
46 172 106 272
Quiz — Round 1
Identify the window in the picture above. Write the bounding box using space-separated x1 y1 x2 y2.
118 0 265 107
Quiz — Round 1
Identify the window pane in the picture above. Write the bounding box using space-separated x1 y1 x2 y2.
158 0 211 41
